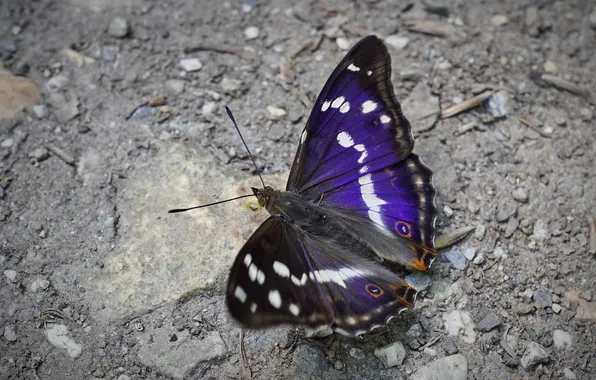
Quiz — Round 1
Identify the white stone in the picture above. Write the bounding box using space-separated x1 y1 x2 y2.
520 342 549 369
44 324 83 358
443 310 477 344
266 105 287 118
336 37 350 50
4 325 17 342
3 269 17 283
385 35 409 51
563 368 577 380
553 329 572 349
374 341 406 367
201 102 217 116
1 138 13 148
30 278 51 292
463 247 477 260
179 58 202 72
33 104 48 119
244 26 260 40
410 354 468 380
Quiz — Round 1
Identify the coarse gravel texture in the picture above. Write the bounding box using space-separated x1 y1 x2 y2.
1 0 595 379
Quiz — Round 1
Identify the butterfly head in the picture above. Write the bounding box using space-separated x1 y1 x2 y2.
251 186 280 212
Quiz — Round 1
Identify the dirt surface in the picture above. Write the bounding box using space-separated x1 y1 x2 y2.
1 0 596 379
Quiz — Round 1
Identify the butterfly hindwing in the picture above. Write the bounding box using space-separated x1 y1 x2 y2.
320 154 437 270
226 217 334 329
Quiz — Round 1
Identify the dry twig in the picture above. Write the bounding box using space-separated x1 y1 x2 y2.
441 91 493 118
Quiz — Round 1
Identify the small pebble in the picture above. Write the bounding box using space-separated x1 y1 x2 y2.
463 247 476 260
334 360 343 370
405 272 431 291
129 106 152 120
349 347 365 360
2 40 16 54
581 290 592 301
444 247 467 270
30 278 51 292
551 303 562 313
475 312 502 332
33 105 48 119
512 188 528 203
180 58 202 72
93 368 106 378
443 205 453 217
11 25 21 35
3 269 18 282
29 147 50 161
102 45 119 61
543 60 558 74
563 368 577 380
516 303 533 315
1 138 13 148
491 15 508 26
533 288 552 308
201 102 217 116
384 35 409 51
4 325 17 342
374 341 406 367
266 105 287 119
336 37 351 50
520 342 549 369
107 17 129 38
244 26 260 40
552 330 572 349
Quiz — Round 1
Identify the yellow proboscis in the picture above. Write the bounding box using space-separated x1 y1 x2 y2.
245 197 262 215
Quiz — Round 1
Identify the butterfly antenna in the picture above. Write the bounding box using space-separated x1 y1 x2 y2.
225 106 266 189
168 194 254 213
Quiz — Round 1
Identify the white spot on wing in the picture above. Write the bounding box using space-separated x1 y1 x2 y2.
321 100 331 111
243 254 252 267
358 174 388 232
362 100 378 114
289 304 300 316
337 131 354 148
367 70 372 76
273 261 290 278
291 273 307 286
359 165 369 174
339 102 350 114
248 264 257 282
234 286 247 303
268 290 282 309
300 131 307 144
257 270 265 285
380 114 391 124
347 63 360 72
354 144 368 164
331 96 345 109
250 303 257 313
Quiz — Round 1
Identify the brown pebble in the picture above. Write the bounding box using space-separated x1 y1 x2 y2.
148 95 166 107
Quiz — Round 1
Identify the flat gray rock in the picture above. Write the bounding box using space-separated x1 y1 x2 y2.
410 354 468 380
137 329 227 379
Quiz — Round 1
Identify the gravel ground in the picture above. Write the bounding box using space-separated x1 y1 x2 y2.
1 0 595 379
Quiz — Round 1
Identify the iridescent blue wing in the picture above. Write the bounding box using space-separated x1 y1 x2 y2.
226 217 417 336
287 36 437 269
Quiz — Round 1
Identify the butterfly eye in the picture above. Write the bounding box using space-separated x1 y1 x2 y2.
365 284 384 298
245 198 263 215
394 221 412 238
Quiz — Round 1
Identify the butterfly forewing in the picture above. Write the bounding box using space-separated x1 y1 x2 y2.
287 35 437 270
287 35 414 195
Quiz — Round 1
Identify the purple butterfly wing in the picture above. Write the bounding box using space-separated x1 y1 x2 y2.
287 36 437 270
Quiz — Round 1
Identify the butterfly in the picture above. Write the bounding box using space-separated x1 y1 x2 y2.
225 35 437 337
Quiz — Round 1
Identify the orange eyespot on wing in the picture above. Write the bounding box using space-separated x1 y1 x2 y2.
365 284 384 298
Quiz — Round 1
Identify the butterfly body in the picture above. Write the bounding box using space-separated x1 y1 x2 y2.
224 36 438 336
